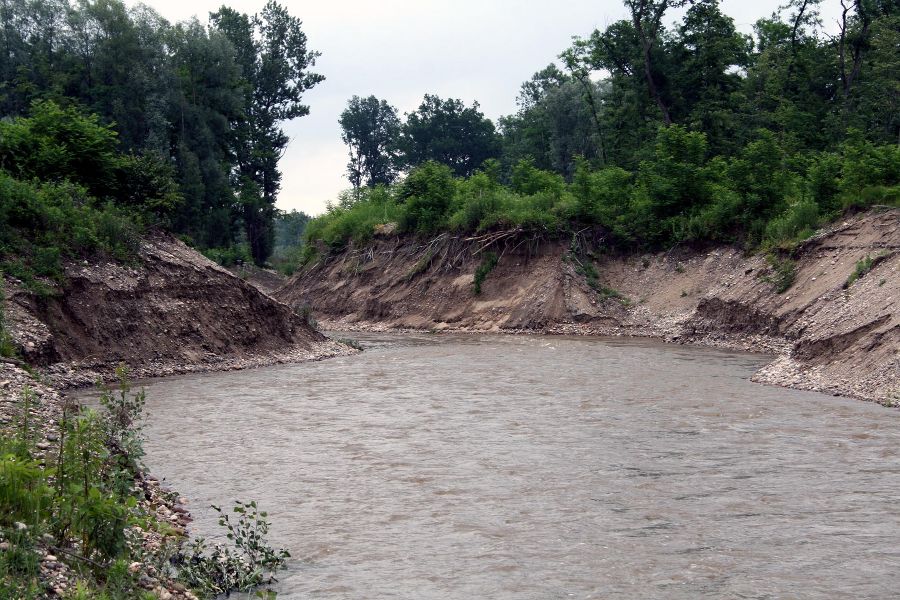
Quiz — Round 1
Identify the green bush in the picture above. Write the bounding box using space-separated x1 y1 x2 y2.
300 129 900 256
764 199 821 248
301 186 403 251
0 100 119 198
509 158 566 196
0 101 181 217
202 244 253 267
571 161 634 233
473 251 499 294
838 136 900 209
0 174 145 290
178 500 290 597
397 161 455 234
765 255 797 294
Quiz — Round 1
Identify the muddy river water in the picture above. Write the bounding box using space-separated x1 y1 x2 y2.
119 333 900 599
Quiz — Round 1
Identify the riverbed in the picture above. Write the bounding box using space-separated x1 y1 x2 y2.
110 332 900 599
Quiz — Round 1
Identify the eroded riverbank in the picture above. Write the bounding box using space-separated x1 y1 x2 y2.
278 210 900 405
114 332 900 599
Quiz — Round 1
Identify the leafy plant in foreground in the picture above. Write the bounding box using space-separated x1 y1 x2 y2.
177 500 289 598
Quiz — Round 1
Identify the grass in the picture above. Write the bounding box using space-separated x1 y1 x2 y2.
572 255 630 305
844 253 887 289
763 254 797 294
404 248 435 282
473 252 499 295
0 279 17 358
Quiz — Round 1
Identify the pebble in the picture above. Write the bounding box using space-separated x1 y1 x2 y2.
43 554 57 562
156 588 173 600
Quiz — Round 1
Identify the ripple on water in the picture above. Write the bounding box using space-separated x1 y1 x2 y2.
82 332 900 600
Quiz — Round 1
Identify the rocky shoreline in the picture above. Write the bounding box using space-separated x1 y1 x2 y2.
42 337 356 390
0 362 197 599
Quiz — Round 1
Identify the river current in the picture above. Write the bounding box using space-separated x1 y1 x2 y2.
104 333 900 599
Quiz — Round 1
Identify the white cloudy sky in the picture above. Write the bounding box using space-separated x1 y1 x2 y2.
123 0 843 215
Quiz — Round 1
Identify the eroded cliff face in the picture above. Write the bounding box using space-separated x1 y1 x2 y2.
276 209 899 405
3 233 347 385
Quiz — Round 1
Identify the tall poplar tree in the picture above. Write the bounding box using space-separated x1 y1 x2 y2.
210 1 324 265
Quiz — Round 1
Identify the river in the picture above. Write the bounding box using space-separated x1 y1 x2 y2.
110 332 900 599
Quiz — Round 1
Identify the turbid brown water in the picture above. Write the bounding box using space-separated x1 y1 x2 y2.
108 333 900 599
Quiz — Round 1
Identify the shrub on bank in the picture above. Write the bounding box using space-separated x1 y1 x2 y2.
0 368 289 599
0 174 144 293
301 127 900 264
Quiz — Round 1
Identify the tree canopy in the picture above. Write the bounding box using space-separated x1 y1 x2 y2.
319 0 898 257
0 0 322 265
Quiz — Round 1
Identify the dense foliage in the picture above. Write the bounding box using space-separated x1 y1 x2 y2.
321 0 899 254
306 131 899 254
0 0 321 265
0 370 288 599
0 102 165 292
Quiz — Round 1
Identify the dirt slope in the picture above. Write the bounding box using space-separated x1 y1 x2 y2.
276 209 899 405
228 263 288 294
3 233 347 385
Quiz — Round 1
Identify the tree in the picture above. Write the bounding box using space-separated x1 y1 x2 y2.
167 20 244 246
562 13 677 168
399 94 500 177
671 0 751 153
624 0 692 126
500 67 606 177
339 95 401 191
210 1 324 265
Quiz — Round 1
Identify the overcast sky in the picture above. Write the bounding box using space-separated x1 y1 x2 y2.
124 0 843 215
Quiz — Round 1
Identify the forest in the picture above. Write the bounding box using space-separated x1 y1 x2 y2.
323 0 898 255
0 0 898 282
0 0 320 282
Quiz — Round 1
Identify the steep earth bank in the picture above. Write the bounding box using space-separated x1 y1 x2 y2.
228 263 288 295
277 209 899 405
3 232 350 387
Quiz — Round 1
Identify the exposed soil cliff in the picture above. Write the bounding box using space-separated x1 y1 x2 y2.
3 233 348 386
276 209 899 405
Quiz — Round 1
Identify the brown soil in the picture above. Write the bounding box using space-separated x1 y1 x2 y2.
276 208 899 405
228 263 288 294
3 232 350 387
